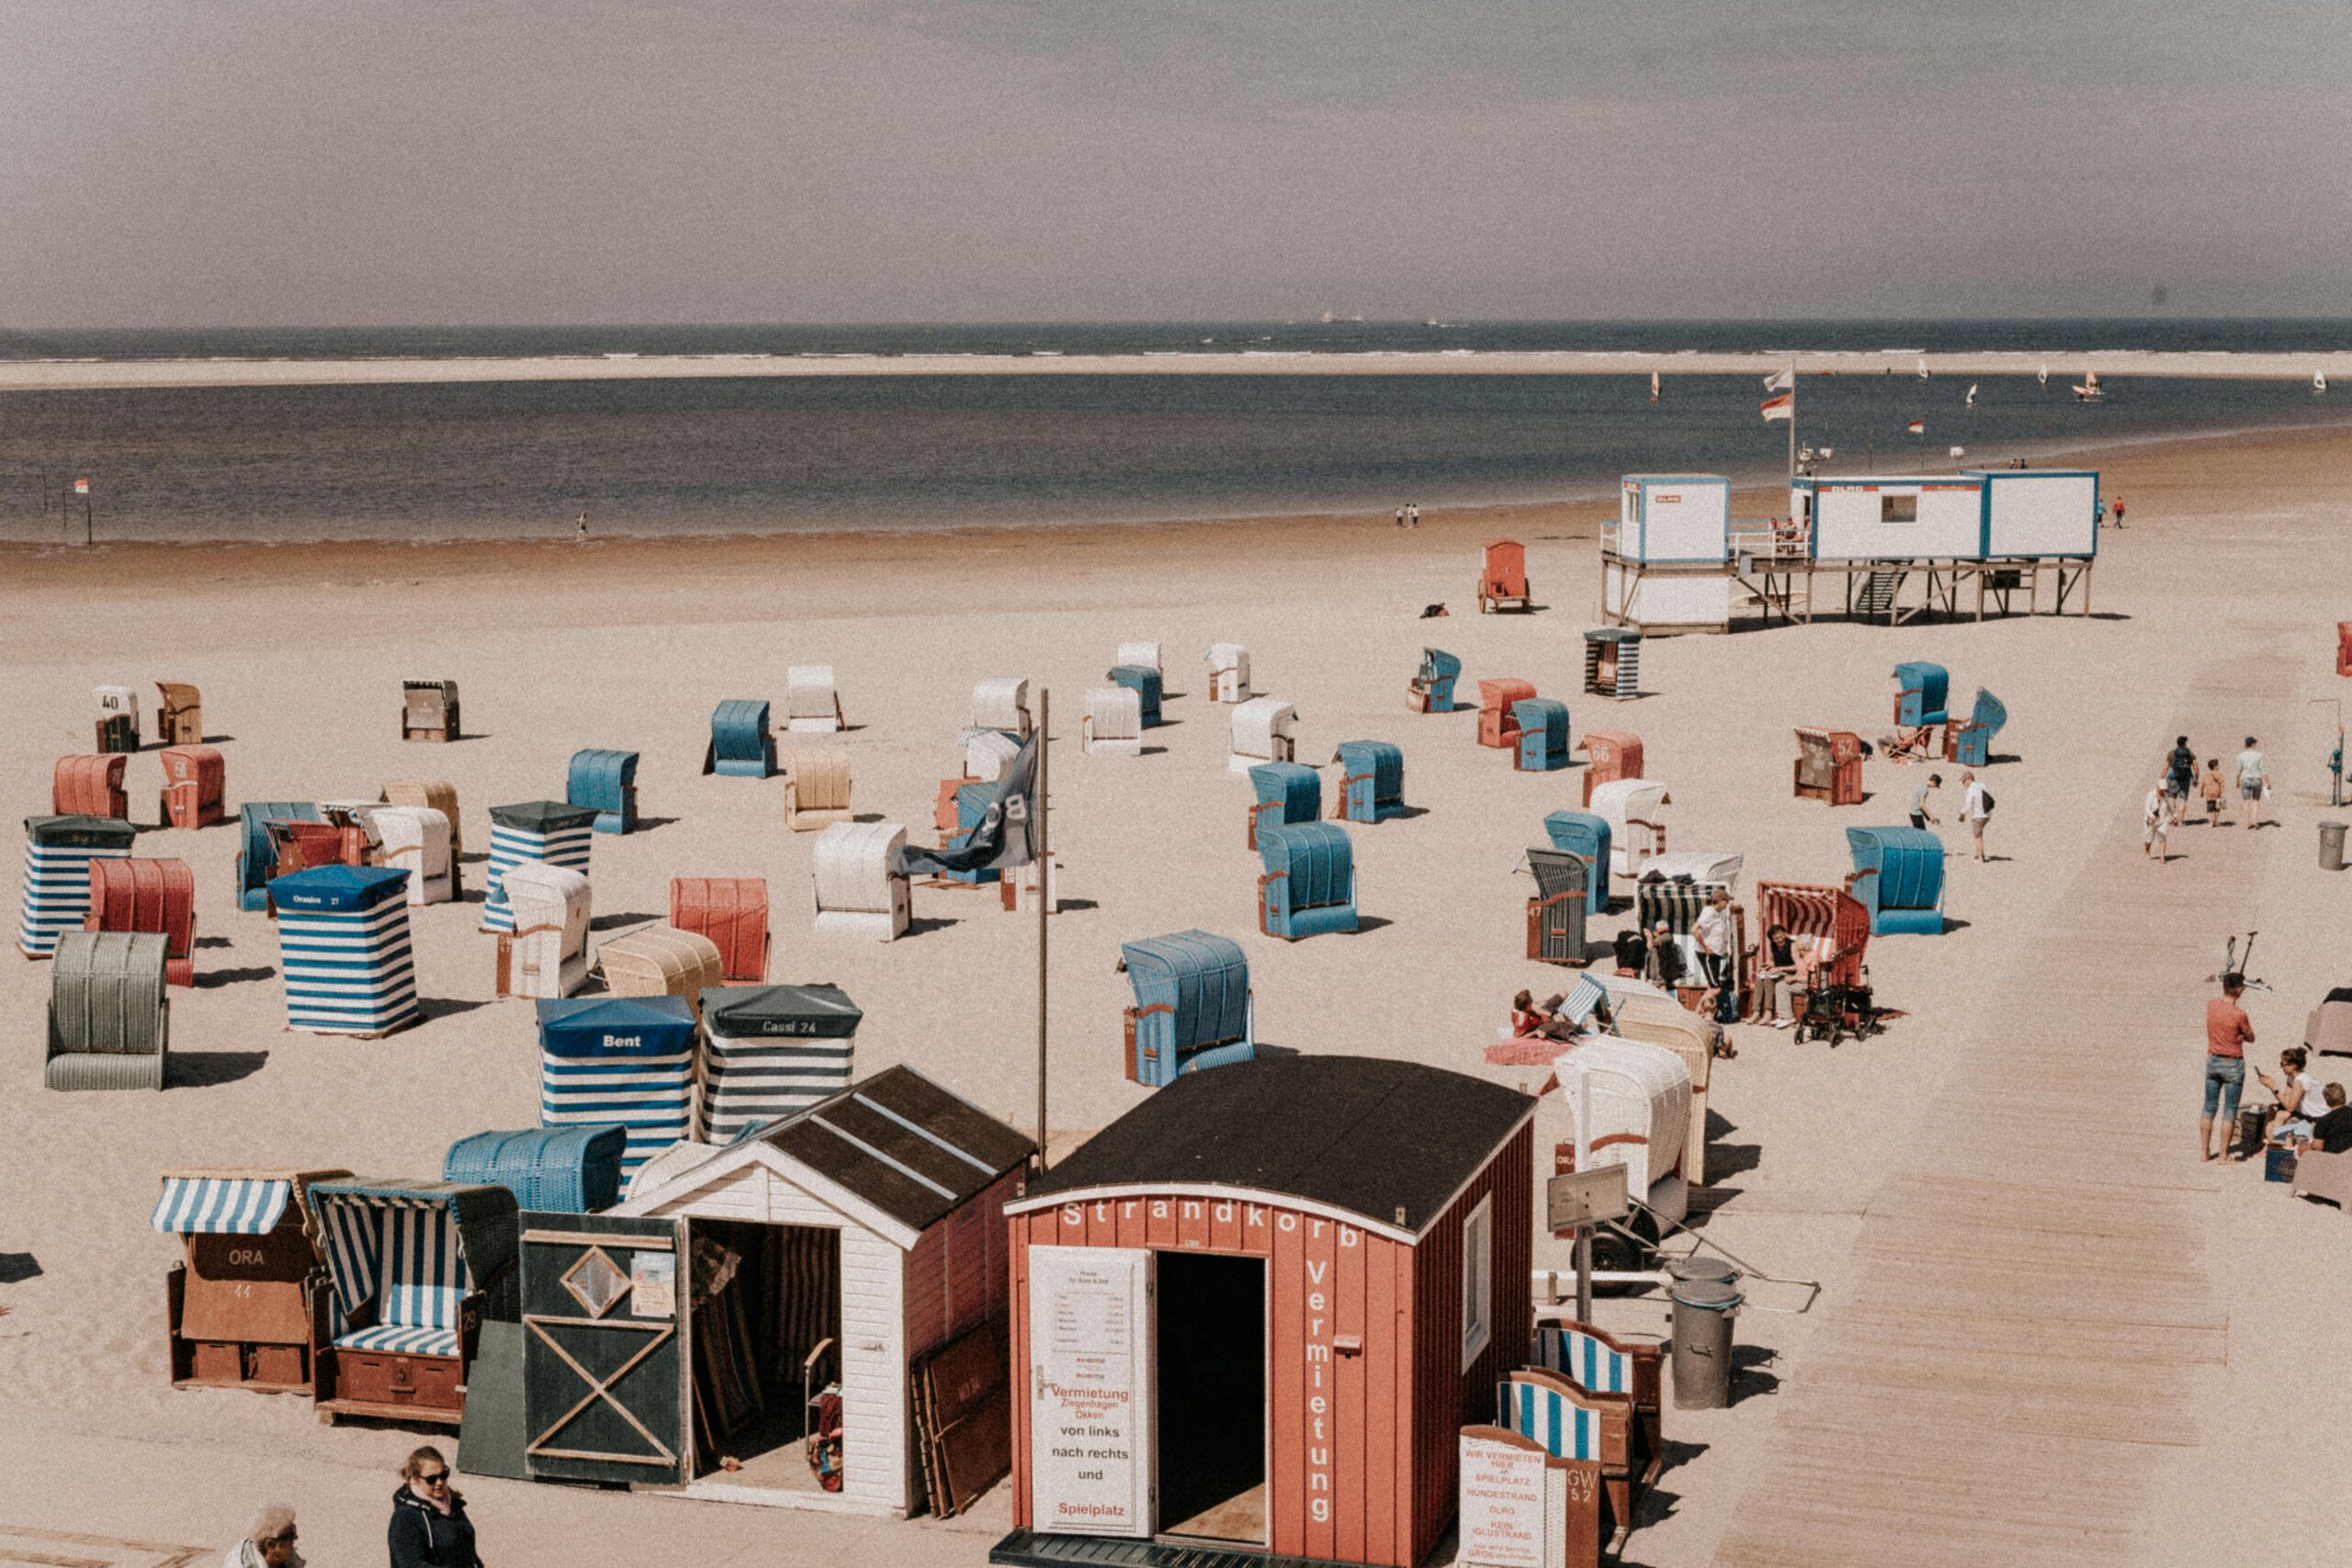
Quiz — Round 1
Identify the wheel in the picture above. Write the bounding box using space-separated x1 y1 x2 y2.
1588 1207 1662 1281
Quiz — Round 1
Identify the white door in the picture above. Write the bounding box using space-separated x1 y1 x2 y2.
1028 1245 1154 1537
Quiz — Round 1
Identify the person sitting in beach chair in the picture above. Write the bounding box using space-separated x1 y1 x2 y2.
2254 1047 2325 1142
1753 923 1809 1029
1512 988 1577 1042
2309 1084 2352 1154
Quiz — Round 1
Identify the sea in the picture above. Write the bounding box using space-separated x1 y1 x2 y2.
4 320 2348 545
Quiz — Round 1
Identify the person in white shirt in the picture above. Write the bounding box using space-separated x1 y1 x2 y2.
2254 1046 2323 1141
2143 778 2171 863
1693 888 1734 994
2235 737 2267 829
1959 770 1991 862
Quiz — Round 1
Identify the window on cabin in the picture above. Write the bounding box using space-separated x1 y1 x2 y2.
1881 494 1919 524
1462 1195 1493 1369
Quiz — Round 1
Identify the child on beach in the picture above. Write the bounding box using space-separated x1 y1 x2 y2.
2200 759 2225 824
2143 778 2171 863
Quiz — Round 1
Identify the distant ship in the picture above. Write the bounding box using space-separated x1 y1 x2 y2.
2072 371 2104 402
2318 371 2330 394
1964 383 1977 408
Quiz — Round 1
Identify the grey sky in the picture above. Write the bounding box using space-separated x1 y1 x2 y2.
2 1 2346 325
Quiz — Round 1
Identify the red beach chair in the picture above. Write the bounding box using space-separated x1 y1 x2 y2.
1478 679 1537 749
1477 539 1532 613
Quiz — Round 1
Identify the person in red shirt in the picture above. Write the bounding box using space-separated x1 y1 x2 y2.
2202 974 2256 1161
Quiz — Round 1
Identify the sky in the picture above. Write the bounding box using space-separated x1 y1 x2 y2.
1 1 2346 326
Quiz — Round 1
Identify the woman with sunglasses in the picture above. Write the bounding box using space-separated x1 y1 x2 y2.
389 1446 482 1568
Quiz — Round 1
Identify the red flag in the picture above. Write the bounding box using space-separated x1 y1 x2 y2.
1905 419 1925 434
1759 393 1793 423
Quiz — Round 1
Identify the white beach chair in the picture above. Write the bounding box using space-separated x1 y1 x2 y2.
1083 687 1145 756
1227 696 1300 774
972 676 1033 738
1205 642 1252 705
1115 640 1162 674
374 807 455 905
497 862 592 999
812 820 910 942
786 664 844 733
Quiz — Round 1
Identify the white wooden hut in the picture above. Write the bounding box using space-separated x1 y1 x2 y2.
812 821 910 942
1114 640 1161 673
1227 695 1300 773
786 665 844 733
495 862 591 999
972 676 1033 738
610 1066 1034 1515
373 807 454 905
1081 687 1144 756
1204 641 1252 704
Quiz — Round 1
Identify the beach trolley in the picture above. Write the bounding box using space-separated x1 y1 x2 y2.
786 665 845 734
1846 827 1945 936
1256 821 1358 940
155 1168 348 1396
1524 848 1591 966
375 807 456 905
85 857 198 986
1514 699 1571 773
235 802 321 912
1081 687 1144 756
1121 930 1254 1086
1544 811 1614 916
1115 639 1162 673
272 865 420 1036
1336 739 1405 824
496 862 593 1000
19 814 136 957
1000 1055 1534 1564
596 927 724 1013
1477 678 1536 749
1944 688 2007 767
696 984 862 1143
401 680 461 742
53 754 130 820
308 1178 518 1427
1793 728 1864 806
1582 629 1641 702
45 930 170 1090
155 681 203 746
781 746 854 832
483 800 595 933
95 684 141 752
1409 648 1461 713
382 779 462 857
566 749 639 835
1206 642 1252 705
1589 779 1670 881
1247 761 1322 850
1478 538 1533 613
813 822 911 942
1229 696 1300 773
973 676 1035 738
444 1126 628 1214
1577 729 1643 807
537 996 698 1179
569 1067 1031 1515
672 877 770 982
1110 664 1164 728
159 745 227 829
707 699 776 778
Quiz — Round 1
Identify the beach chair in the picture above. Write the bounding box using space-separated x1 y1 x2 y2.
482 800 594 933
1408 647 1461 713
1885 661 1948 760
696 985 860 1143
400 680 460 742
1228 695 1300 773
159 745 226 829
813 821 911 941
1205 642 1252 704
154 682 203 747
1525 847 1591 966
536 996 698 1176
1082 687 1144 756
565 748 639 834
1583 629 1641 701
1496 1367 1644 1551
2294 1147 2352 1212
308 1179 518 1427
1120 930 1254 1086
1477 539 1532 613
20 815 137 956
1603 991 1713 1184
1114 640 1161 673
266 819 369 890
85 857 197 986
1589 779 1671 880
52 754 129 820
94 685 141 753
1754 878 1871 998
1477 678 1537 749
1846 826 1945 935
1336 739 1405 824
706 698 775 777
1636 868 1744 1014
494 862 592 1000
1256 821 1358 940
961 728 1022 783
272 866 421 1037
233 803 321 913
154 1169 348 1395
1793 728 1865 805
1544 810 1615 916
45 931 169 1090
786 665 844 733
1247 761 1321 850
1532 1322 1665 1532
594 928 723 1018
934 782 1003 886
2305 988 2352 1056
972 676 1033 738
783 746 854 831
1577 729 1642 807
374 807 456 905
1110 664 1164 728
381 779 461 857
1514 699 1572 773
443 1126 628 1215
1944 687 2007 767
670 876 768 981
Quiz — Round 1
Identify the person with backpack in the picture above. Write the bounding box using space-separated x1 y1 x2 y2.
1960 770 1993 862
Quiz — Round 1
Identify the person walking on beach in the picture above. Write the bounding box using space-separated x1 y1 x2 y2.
2165 735 2196 825
224 1506 301 1568
1394 506 1406 529
1407 502 1420 528
1959 770 1992 862
575 510 588 542
2202 974 2256 1161
1910 772 1941 830
2200 757 2226 824
2143 776 2172 863
390 1446 481 1567
2236 736 2268 829
2111 496 2125 529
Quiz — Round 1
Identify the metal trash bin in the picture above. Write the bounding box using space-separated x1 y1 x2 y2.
1669 1277 1742 1409
1666 1255 1740 1290
2321 822 2347 872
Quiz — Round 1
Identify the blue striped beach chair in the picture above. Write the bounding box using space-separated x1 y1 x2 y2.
536 996 698 1177
697 984 861 1143
152 1168 347 1393
1498 1365 1643 1551
18 815 136 956
481 800 595 934
1534 1320 1665 1506
272 865 420 1037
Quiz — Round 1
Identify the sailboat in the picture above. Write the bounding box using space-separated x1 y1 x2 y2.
1649 371 1660 404
1917 358 1930 380
2318 371 2330 395
2072 370 2103 402
2038 365 2050 388
1964 382 1978 408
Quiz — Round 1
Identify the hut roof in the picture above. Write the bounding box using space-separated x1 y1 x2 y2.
759 1066 1034 1233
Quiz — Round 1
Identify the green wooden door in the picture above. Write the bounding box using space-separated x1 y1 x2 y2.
520 1212 687 1485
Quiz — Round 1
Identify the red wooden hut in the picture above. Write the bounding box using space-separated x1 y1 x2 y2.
1578 729 1644 807
159 745 227 829
670 875 769 982
999 1056 1533 1568
1476 679 1537 749
86 857 198 986
1476 540 1532 614
53 754 129 820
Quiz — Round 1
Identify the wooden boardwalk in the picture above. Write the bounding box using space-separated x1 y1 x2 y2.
1711 658 2296 1566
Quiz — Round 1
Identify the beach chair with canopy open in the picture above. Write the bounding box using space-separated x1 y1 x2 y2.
1524 847 1591 966
1944 688 2007 767
1477 539 1532 612
236 803 321 913
1514 698 1571 773
1754 879 1871 996
53 754 129 819
1846 826 1946 935
707 698 775 777
154 681 203 747
697 984 861 1143
1256 821 1358 940
400 681 461 742
1082 686 1143 755
1544 810 1615 916
1583 628 1641 701
1336 739 1405 824
1228 695 1299 773
45 930 169 1089
159 745 227 829
1205 642 1252 704
20 814 137 955
154 1168 348 1395
565 748 639 834
537 996 699 1178
786 665 845 733
1589 779 1671 880
813 821 911 941
85 856 197 986
273 865 420 1036
95 685 141 752
1247 761 1321 849
1886 661 1948 760
1478 678 1536 749
1409 647 1461 713
1793 728 1865 805
1121 930 1255 1086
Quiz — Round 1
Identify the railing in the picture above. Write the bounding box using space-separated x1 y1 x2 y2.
1730 516 1809 562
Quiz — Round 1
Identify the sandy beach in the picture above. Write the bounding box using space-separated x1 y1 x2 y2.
4 421 2350 1564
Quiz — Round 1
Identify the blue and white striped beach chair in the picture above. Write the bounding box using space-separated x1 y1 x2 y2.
272 865 419 1037
18 815 136 957
1498 1365 1643 1551
537 996 698 1177
1534 1320 1665 1504
696 984 861 1143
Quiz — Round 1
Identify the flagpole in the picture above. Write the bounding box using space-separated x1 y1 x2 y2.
1786 362 1797 484
1035 686 1051 1172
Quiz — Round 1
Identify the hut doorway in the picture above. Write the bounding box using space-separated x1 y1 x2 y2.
1154 1251 1266 1545
688 1220 842 1495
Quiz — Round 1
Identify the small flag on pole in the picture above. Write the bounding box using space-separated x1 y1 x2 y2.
1762 369 1793 392
1759 392 1793 423
74 478 90 494
1905 419 1925 434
